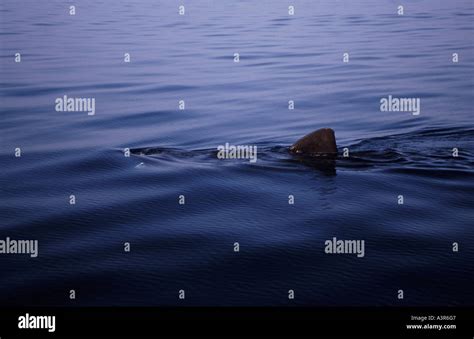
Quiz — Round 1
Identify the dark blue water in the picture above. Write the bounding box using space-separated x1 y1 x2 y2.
1 0 473 306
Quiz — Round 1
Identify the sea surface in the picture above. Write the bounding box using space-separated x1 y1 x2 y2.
0 0 473 306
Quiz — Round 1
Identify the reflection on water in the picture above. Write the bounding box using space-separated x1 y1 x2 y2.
0 0 473 306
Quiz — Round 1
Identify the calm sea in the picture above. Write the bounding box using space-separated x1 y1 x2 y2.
1 0 473 306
